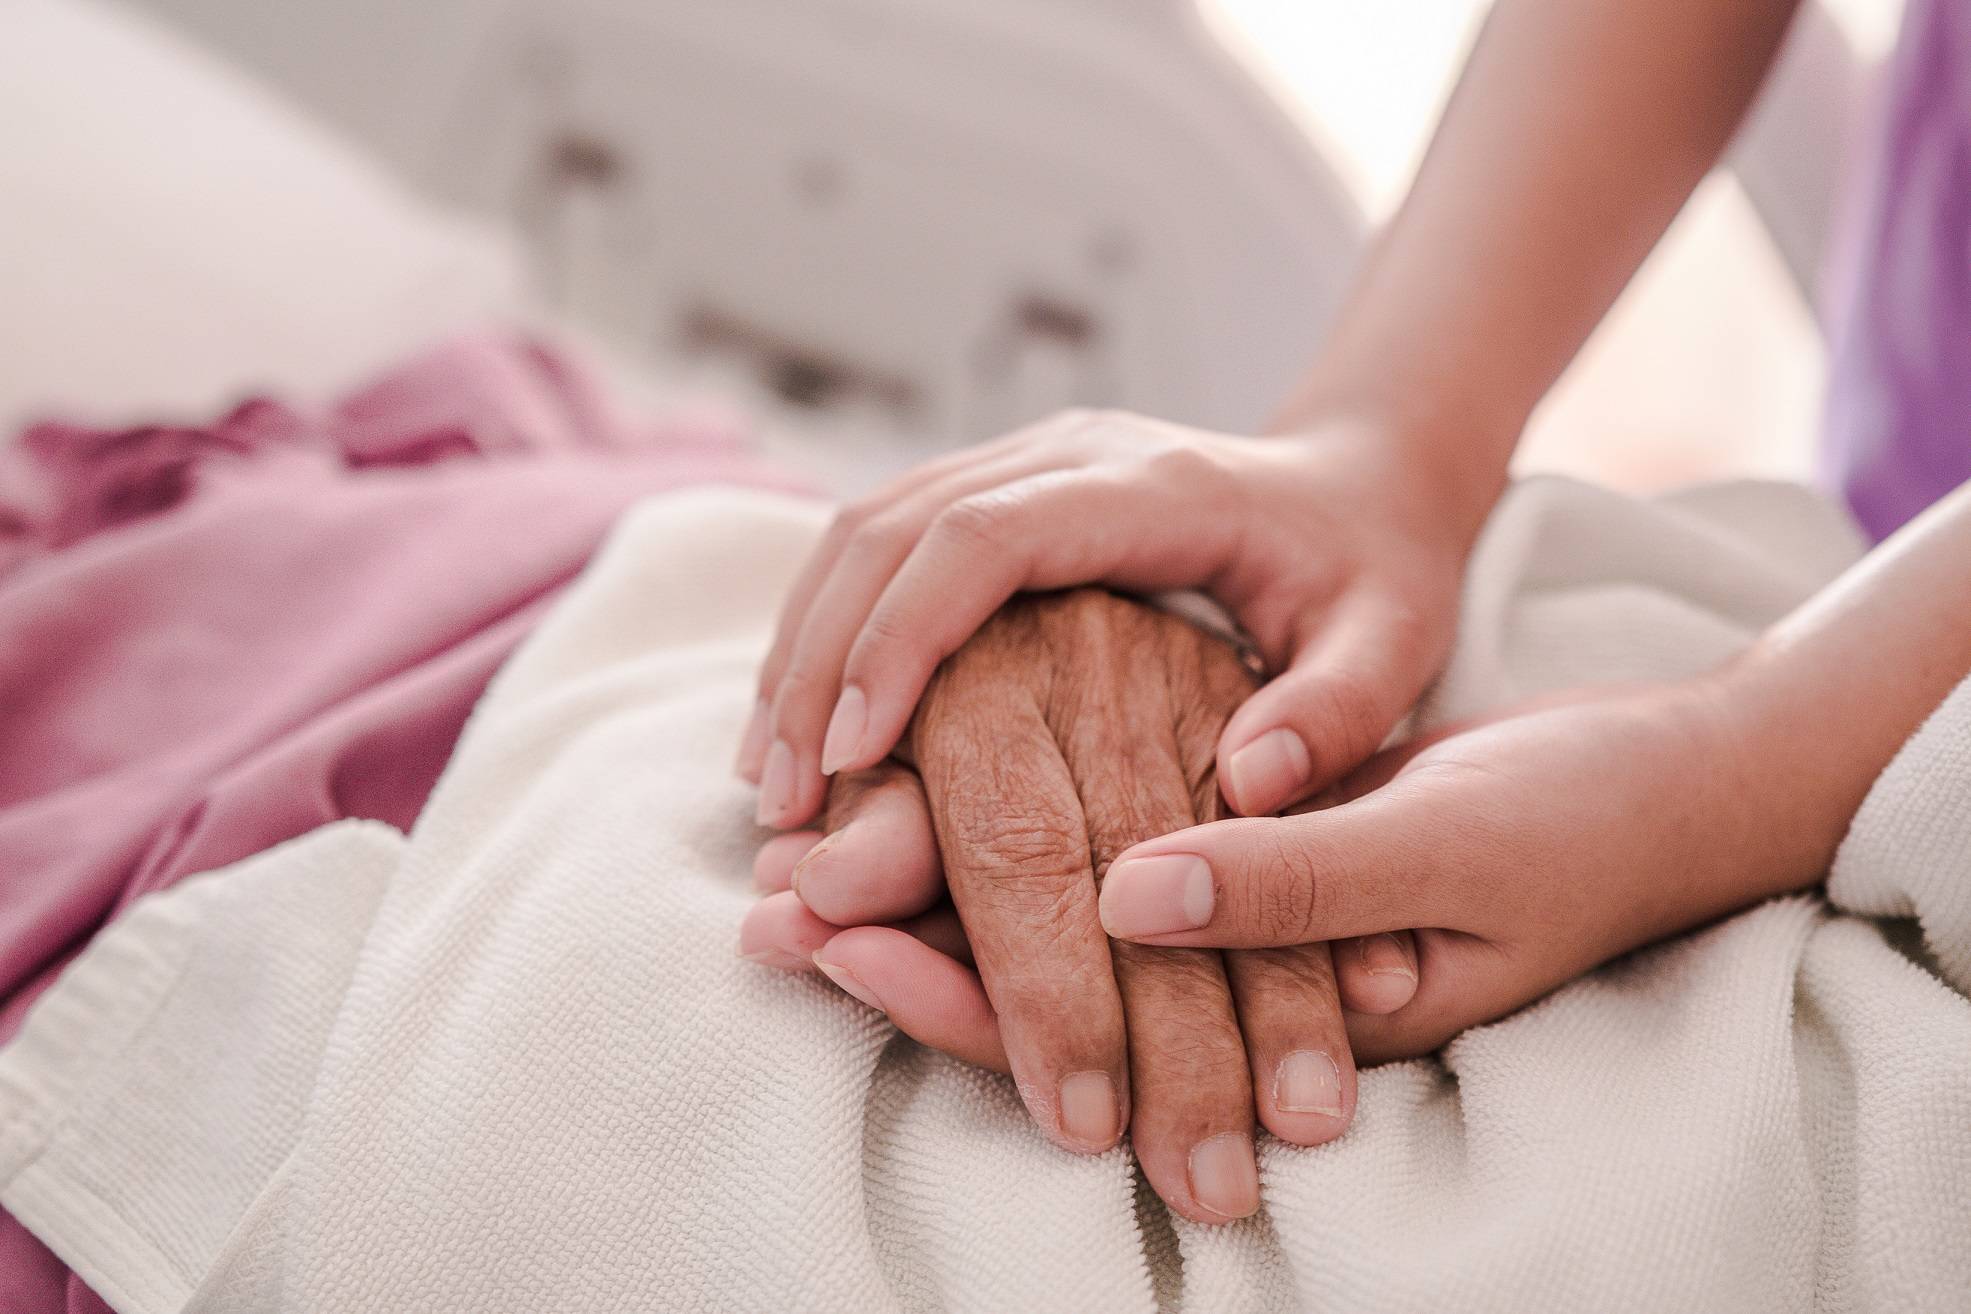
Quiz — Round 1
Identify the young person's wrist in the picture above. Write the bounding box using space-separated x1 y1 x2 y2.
1700 641 1875 904
1266 376 1520 559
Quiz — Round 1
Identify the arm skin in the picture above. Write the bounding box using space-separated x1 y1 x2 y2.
1280 0 1806 499
1096 479 1971 1058
740 0 1810 837
1729 478 1971 898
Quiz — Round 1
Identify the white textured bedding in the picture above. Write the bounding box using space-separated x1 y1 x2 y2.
1 476 1967 1312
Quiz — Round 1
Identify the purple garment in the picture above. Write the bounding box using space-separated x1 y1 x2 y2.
1822 0 1971 540
0 335 804 1314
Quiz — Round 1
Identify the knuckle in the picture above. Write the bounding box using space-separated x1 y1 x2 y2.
941 788 1084 884
1378 598 1438 672
1252 831 1326 942
841 508 918 567
854 607 918 663
771 665 831 718
931 494 1014 554
1305 667 1392 759
826 498 879 542
1141 440 1225 490
1140 1008 1243 1072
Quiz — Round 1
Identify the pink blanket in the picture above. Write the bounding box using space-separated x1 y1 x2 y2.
0 337 800 1312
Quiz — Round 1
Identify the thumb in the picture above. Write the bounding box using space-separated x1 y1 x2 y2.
1096 785 1471 949
1216 592 1445 817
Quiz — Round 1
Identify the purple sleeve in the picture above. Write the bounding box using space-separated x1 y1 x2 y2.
1821 0 1971 541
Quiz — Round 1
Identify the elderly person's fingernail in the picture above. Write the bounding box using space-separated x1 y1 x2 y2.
1099 854 1213 937
738 947 810 972
1358 932 1417 980
1059 1071 1121 1151
1188 1132 1260 1219
1224 727 1311 815
754 831 823 893
813 954 884 1010
735 698 771 780
756 740 796 826
820 686 867 776
1275 1050 1344 1116
788 828 844 902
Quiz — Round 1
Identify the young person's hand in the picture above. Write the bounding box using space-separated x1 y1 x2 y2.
1094 474 1971 1056
737 408 1497 830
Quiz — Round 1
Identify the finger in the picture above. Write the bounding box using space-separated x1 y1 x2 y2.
827 465 1245 779
740 439 1028 780
1332 931 1420 1014
914 684 1129 1157
756 449 1075 822
813 926 1007 1072
739 893 974 971
735 695 775 784
791 764 943 925
1053 634 1258 1224
1164 638 1366 1143
1097 785 1470 949
1342 930 1503 1065
753 831 822 893
1225 943 1357 1145
737 889 842 971
1216 590 1441 817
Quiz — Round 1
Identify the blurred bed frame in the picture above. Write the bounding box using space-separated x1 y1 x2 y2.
126 0 1866 468
126 0 1362 461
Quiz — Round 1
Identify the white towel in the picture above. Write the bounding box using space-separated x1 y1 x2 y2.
2 477 1967 1313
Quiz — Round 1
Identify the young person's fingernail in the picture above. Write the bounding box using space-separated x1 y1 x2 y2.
1058 1071 1121 1151
1224 727 1311 815
1275 1050 1344 1116
1188 1132 1260 1219
813 955 884 1011
756 740 796 826
1099 855 1213 938
819 685 867 776
734 699 771 779
1359 933 1416 980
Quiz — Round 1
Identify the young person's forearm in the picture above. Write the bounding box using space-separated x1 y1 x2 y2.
1277 0 1803 482
1732 481 1971 893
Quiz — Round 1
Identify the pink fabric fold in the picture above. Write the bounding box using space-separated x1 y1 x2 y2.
0 335 803 1313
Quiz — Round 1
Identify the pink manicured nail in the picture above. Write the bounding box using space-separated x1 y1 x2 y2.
756 740 796 826
1058 1071 1121 1151
1275 1050 1344 1116
1358 933 1416 980
735 699 771 780
1099 854 1214 938
1188 1132 1260 1219
820 685 867 776
1224 727 1312 815
813 956 884 1011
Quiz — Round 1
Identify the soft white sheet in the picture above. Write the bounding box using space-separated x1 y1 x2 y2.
1 477 1967 1312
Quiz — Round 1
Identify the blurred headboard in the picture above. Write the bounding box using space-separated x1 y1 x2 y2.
126 0 1364 456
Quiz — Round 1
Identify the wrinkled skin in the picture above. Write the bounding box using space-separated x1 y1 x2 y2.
740 590 1420 1224
738 408 1484 831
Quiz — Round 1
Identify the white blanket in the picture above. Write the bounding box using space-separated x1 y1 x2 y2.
2 478 1968 1313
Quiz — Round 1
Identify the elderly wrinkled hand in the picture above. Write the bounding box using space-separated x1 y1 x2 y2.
737 409 1486 832
739 589 1419 1224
